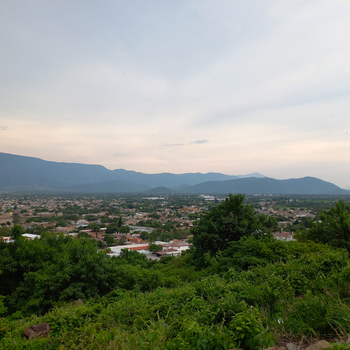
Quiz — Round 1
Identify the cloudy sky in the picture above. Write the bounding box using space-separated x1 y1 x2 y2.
1 1 350 187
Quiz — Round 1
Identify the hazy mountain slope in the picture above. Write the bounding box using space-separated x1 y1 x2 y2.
67 180 149 193
0 152 116 190
187 177 348 195
112 169 240 188
0 153 244 191
278 177 346 194
172 183 192 192
143 186 177 194
237 172 266 178
0 152 346 195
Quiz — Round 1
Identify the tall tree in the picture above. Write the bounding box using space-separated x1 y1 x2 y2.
11 224 23 241
88 222 100 238
302 200 350 252
191 194 277 256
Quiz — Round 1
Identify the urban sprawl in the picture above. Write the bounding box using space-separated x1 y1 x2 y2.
0 194 322 258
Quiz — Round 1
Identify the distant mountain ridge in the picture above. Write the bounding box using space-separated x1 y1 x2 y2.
186 176 348 195
0 152 348 195
111 168 241 187
0 152 241 191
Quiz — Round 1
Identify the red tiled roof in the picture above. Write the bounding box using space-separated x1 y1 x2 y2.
128 246 149 250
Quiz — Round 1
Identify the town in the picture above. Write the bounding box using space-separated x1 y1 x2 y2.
2 193 344 258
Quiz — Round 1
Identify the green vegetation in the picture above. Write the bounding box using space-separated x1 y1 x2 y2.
147 228 189 242
1 195 350 349
296 200 350 252
0 225 11 237
103 234 115 246
148 243 163 252
270 196 350 215
191 194 278 257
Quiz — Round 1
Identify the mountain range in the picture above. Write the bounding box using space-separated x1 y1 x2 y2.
0 152 348 195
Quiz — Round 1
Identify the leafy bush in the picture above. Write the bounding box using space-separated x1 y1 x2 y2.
230 307 277 350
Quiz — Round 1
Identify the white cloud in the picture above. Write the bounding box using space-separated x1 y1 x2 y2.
1 1 350 187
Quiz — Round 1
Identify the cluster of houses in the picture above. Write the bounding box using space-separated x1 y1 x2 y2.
73 227 193 258
273 231 295 241
1 233 41 243
0 226 192 259
107 239 192 258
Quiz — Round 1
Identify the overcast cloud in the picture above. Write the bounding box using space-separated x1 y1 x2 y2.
0 0 349 187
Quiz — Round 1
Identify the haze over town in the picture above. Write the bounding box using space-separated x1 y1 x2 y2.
1 1 350 188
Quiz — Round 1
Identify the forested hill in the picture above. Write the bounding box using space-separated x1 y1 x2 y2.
186 176 349 195
0 152 348 194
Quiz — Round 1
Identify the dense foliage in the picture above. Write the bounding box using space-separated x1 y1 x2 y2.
191 194 278 257
298 200 350 252
0 195 350 349
0 231 113 315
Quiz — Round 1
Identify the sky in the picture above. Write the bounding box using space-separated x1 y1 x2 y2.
1 0 350 188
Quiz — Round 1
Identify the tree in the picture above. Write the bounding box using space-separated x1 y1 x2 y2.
100 216 109 224
301 200 350 252
26 223 46 235
104 234 115 246
119 225 130 234
147 230 158 243
97 240 107 249
0 225 11 238
11 224 23 241
148 243 162 252
106 222 119 233
150 212 160 219
12 213 21 224
88 223 100 238
162 221 174 232
77 231 89 238
55 218 68 227
117 237 127 245
140 231 148 241
191 194 277 256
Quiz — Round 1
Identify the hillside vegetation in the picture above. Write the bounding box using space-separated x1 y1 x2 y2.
1 195 350 349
